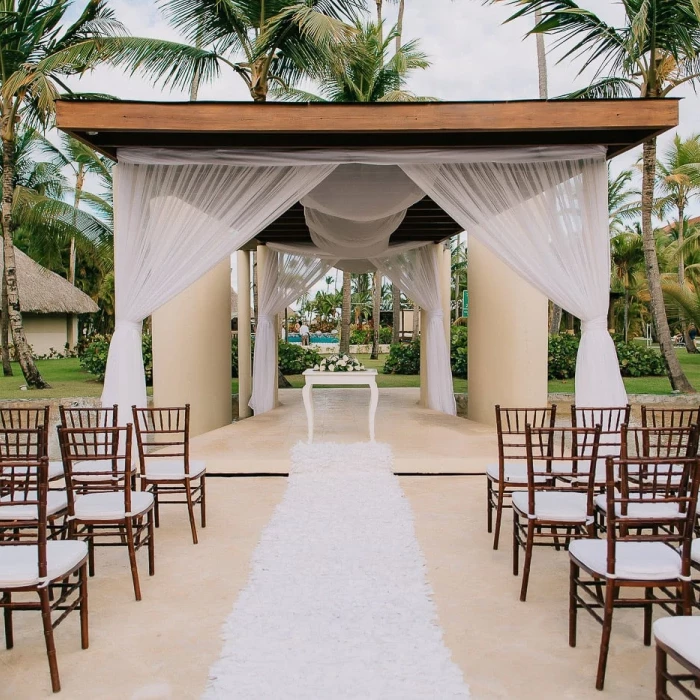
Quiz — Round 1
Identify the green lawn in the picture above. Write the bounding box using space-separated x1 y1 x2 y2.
2 349 700 401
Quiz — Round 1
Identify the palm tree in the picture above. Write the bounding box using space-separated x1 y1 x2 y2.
496 0 700 391
450 237 468 322
608 167 640 236
152 0 361 102
391 283 401 343
611 231 645 342
340 270 351 354
655 134 700 351
370 271 381 359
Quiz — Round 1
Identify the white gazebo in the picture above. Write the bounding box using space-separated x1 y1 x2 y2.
55 99 678 436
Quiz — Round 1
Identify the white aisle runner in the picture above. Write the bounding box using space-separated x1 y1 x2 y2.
203 442 470 699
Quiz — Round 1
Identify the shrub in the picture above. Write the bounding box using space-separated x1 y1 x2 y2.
383 340 421 375
277 341 322 374
231 335 254 378
451 325 468 378
615 341 665 377
548 333 580 380
349 326 393 345
79 333 153 385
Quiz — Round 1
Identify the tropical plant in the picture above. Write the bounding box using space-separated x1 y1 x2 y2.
611 231 645 342
496 0 700 391
340 270 351 354
608 167 640 236
371 271 381 359
151 0 361 102
450 236 467 321
655 133 700 351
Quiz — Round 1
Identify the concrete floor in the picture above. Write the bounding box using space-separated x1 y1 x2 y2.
2 389 667 699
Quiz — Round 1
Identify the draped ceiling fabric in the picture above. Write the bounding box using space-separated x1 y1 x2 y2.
249 251 336 415
108 145 625 420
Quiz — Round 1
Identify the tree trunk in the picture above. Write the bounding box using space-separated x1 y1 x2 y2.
371 271 380 360
1 129 49 388
1 267 12 375
391 283 401 344
375 0 382 28
277 367 292 388
395 0 405 52
340 271 351 355
623 288 629 343
252 251 258 324
549 305 563 335
68 165 84 286
676 204 698 353
412 303 420 338
641 138 693 391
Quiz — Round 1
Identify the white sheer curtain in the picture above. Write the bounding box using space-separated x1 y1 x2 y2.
103 162 335 419
373 245 456 415
249 250 336 415
401 156 626 407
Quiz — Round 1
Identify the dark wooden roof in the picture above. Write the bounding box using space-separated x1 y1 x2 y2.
55 99 679 246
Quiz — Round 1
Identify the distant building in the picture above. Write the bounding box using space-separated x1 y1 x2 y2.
0 247 98 356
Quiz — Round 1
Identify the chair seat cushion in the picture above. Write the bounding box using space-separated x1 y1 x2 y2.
691 538 700 564
143 459 206 481
512 490 590 523
654 616 700 670
0 540 87 588
0 490 67 521
74 491 154 521
594 492 682 520
570 539 682 580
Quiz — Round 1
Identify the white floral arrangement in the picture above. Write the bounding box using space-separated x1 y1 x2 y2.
313 354 365 372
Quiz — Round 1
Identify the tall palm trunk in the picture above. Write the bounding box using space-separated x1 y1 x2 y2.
68 164 85 289
340 271 351 354
1 270 11 375
1 128 49 388
623 287 629 343
252 251 258 324
371 271 380 360
412 303 420 338
395 0 405 52
391 283 401 344
676 205 698 353
641 138 693 391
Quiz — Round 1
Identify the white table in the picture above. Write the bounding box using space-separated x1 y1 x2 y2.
302 369 379 443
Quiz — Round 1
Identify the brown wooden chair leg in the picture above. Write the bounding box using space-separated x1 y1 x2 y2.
3 591 13 649
185 480 198 545
486 479 493 533
520 520 535 602
656 645 668 700
153 484 160 528
79 565 89 650
87 526 95 577
596 580 616 691
125 520 142 601
493 485 506 550
644 587 653 646
39 587 60 693
512 513 519 576
148 510 155 576
569 560 578 648
200 475 206 529
682 580 693 616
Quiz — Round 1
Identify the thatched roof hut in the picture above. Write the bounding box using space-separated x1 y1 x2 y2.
0 247 98 314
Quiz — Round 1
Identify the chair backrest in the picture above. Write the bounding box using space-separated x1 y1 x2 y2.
0 429 49 564
59 404 118 429
640 406 700 429
571 405 630 456
58 425 133 513
495 405 557 467
604 453 700 579
0 406 50 457
621 425 699 461
131 405 190 474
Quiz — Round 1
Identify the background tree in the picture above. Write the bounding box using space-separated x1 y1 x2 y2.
497 0 700 392
611 230 645 342
655 133 700 352
340 271 351 354
371 271 381 359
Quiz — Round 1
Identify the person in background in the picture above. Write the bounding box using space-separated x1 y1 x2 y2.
300 322 310 346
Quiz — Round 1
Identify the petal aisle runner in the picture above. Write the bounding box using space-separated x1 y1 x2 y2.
203 442 470 699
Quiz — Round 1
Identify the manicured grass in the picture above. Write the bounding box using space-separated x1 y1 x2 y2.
5 349 700 402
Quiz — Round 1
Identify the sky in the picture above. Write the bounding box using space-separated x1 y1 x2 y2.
60 0 700 296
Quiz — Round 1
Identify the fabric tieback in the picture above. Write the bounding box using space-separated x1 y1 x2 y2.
581 316 609 334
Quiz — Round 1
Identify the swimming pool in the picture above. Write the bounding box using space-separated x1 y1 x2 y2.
287 333 338 344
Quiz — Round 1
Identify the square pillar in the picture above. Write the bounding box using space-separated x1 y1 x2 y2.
237 249 252 419
467 238 548 426
152 258 233 437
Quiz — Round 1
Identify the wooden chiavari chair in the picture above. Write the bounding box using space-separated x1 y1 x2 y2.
132 405 206 545
513 424 601 602
655 616 700 699
0 406 63 482
58 424 154 601
0 431 88 693
486 405 557 550
641 405 700 429
569 451 700 691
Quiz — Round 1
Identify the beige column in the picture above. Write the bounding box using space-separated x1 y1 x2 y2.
152 258 232 437
237 249 252 419
419 309 428 407
273 313 280 407
467 238 548 426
